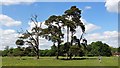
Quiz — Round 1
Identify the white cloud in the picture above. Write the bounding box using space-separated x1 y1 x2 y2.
0 0 37 5
81 18 101 33
84 6 92 10
39 38 53 49
85 31 118 48
0 29 18 50
105 0 120 13
0 14 21 27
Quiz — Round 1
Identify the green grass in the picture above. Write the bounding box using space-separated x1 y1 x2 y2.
2 56 118 66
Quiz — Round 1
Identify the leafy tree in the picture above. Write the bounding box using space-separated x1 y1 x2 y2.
7 48 14 57
16 15 43 59
42 15 64 59
63 6 85 59
63 42 71 59
2 46 9 56
24 46 34 56
50 44 57 56
69 45 80 57
88 41 112 56
15 39 25 57
0 50 2 56
13 47 25 58
16 39 24 46
110 47 118 53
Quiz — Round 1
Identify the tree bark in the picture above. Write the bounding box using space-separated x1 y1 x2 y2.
67 26 69 43
69 32 73 60
36 33 39 59
36 49 39 59
56 41 60 59
66 27 70 59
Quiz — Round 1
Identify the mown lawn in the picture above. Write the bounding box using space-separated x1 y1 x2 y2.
2 56 118 66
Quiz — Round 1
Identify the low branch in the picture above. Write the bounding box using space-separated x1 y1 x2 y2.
26 30 38 46
26 41 37 54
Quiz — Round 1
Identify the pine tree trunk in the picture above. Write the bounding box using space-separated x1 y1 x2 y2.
67 27 70 59
36 34 39 59
69 32 73 60
67 27 69 43
37 50 39 59
56 41 60 59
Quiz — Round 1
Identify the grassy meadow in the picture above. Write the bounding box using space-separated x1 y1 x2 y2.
2 56 119 66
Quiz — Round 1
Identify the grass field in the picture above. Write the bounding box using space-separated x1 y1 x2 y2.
2 56 119 66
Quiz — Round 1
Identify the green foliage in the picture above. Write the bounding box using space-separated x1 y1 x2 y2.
43 15 64 43
12 47 25 56
69 45 80 56
110 47 118 53
1 41 115 57
87 41 112 56
50 44 57 56
2 50 9 56
64 42 71 50
118 47 120 52
15 39 24 45
7 48 14 56
64 6 85 33
39 45 57 56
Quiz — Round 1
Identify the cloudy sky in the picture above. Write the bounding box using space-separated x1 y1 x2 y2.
0 0 119 50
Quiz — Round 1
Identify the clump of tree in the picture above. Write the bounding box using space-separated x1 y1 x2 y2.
14 6 86 59
87 41 112 56
41 6 86 59
2 41 114 57
12 6 114 60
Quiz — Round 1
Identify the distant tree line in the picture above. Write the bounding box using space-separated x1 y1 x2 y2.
1 41 119 57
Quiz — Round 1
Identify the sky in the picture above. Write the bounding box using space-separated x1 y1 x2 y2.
0 0 119 50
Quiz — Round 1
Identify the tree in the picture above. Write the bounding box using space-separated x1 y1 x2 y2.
24 46 34 56
7 48 14 57
15 39 25 58
13 47 25 58
16 15 42 59
63 6 85 59
63 6 85 43
63 42 71 59
42 15 64 59
118 47 120 52
69 45 80 57
50 44 57 56
88 41 112 56
110 47 118 53
2 46 9 56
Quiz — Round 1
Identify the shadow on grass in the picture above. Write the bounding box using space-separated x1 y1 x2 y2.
60 57 97 60
17 58 27 60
